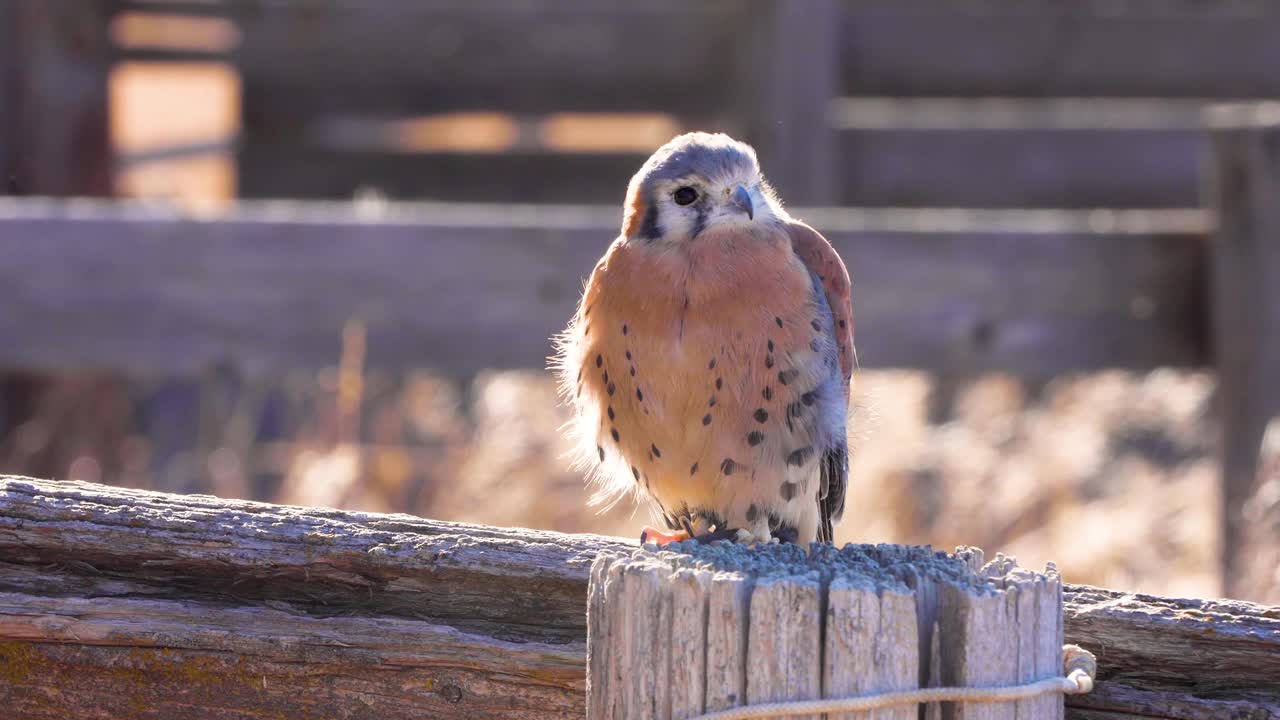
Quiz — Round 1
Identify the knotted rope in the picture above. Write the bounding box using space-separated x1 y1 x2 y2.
690 644 1096 720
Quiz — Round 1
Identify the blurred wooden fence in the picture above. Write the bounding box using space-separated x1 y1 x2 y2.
0 201 1209 379
2 0 1279 598
129 0 1280 208
9 1 1280 205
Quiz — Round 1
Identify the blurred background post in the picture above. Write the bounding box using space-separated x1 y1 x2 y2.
0 0 1277 602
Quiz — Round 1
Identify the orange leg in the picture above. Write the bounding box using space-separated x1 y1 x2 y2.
639 525 691 545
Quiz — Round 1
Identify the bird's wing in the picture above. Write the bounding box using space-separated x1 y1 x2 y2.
786 220 853 542
786 221 854 380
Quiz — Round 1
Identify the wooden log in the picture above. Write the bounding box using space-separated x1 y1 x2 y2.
0 199 1207 379
588 544 1062 719
0 590 586 720
2 476 1277 719
1205 103 1280 600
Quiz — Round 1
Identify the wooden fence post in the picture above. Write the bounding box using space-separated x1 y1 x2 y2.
1205 103 1280 599
736 0 841 206
587 543 1063 720
0 0 113 197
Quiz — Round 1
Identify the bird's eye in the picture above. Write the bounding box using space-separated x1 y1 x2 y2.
673 187 698 206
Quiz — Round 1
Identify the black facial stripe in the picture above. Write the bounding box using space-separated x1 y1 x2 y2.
690 200 709 238
639 194 662 240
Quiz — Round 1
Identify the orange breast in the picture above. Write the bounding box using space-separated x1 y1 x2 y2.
568 223 828 524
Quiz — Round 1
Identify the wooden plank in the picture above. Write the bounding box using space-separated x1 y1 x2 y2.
1 476 1279 718
590 544 1061 719
243 100 1213 210
669 568 713 719
0 1 113 196
823 579 917 720
235 144 646 204
832 99 1206 208
586 554 617 720
744 576 824 719
0 200 1209 379
1205 103 1280 599
232 1 745 118
0 1 16 192
705 571 753 712
839 1 1280 99
737 0 841 205
0 590 585 720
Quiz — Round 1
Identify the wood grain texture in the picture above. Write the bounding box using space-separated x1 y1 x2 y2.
2 476 1277 719
705 571 753 712
0 199 1208 379
0 590 585 720
745 576 824 719
1063 584 1280 690
1205 104 1280 600
589 544 1061 719
0 474 629 644
669 568 713 719
823 579 917 720
1066 682 1280 720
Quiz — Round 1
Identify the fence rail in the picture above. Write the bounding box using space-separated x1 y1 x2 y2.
0 200 1209 379
98 0 1280 207
0 477 1276 719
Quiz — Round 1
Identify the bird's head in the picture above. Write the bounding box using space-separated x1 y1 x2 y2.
620 132 782 242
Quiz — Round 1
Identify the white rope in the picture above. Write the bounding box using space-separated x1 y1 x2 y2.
689 644 1096 720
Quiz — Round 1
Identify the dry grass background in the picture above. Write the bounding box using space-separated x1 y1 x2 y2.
3 366 1276 603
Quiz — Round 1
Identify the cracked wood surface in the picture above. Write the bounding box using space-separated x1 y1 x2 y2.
1 476 1276 719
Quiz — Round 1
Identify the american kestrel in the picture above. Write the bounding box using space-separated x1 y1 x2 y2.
554 132 854 546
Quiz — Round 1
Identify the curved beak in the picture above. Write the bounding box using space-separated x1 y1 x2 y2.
730 184 754 220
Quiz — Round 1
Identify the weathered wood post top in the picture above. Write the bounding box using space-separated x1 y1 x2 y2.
588 542 1066 720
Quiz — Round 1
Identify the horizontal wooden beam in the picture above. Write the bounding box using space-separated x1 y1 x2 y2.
238 119 1206 209
0 476 1276 719
215 2 1280 117
0 199 1209 378
234 144 648 204
839 1 1280 99
832 98 1206 208
230 1 746 118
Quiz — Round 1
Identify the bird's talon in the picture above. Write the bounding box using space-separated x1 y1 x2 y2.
640 525 691 546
